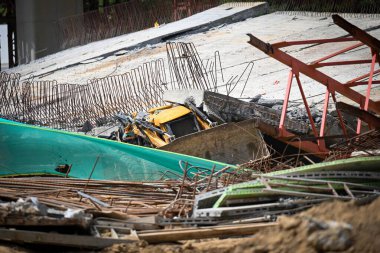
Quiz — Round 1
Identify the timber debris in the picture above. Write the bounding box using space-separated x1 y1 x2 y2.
0 154 379 249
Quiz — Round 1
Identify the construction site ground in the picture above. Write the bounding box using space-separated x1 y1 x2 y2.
1 197 378 253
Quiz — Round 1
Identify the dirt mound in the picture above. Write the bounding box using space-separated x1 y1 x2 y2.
229 196 380 253
0 244 34 253
301 196 380 253
101 197 380 253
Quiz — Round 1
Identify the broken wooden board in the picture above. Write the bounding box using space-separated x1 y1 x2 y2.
0 228 137 249
137 222 277 243
0 223 277 248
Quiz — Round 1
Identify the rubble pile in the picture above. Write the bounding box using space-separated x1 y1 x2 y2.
0 154 379 250
0 10 379 253
0 197 91 229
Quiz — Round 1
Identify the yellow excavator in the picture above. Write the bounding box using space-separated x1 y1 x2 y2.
113 92 270 165
116 98 216 148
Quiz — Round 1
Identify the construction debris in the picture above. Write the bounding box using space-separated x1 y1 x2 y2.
0 7 379 253
0 40 255 133
0 197 91 229
0 174 277 248
1 197 379 252
192 156 380 224
0 117 232 181
115 98 216 148
0 153 379 249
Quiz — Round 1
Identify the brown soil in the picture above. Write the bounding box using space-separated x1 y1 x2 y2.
0 244 34 253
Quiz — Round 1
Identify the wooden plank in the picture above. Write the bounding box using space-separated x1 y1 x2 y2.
0 228 137 249
137 222 277 243
336 102 380 128
0 223 277 247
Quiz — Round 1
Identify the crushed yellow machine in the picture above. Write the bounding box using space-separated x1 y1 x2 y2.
116 99 216 148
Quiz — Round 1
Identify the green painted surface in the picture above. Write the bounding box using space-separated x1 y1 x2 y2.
212 156 380 207
0 118 234 181
236 156 380 189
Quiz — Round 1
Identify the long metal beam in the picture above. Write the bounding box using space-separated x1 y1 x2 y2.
272 37 357 49
332 14 380 54
312 59 373 68
346 69 380 84
337 102 380 128
247 34 380 114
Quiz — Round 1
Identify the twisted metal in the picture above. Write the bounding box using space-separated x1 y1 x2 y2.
166 42 224 92
0 42 254 131
0 72 22 120
0 58 168 130
87 58 168 118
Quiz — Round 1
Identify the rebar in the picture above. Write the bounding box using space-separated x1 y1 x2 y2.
166 42 225 91
0 58 168 131
0 42 254 132
0 160 244 218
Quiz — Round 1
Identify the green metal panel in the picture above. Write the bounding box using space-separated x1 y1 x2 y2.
0 118 234 181
212 156 380 207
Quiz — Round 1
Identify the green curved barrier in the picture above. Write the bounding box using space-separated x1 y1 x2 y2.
0 118 234 181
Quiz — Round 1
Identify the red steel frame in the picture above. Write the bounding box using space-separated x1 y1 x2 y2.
247 15 380 156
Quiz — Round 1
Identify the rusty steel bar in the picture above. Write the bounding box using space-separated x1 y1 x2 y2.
272 37 358 49
346 80 380 87
294 74 318 138
357 52 377 133
332 14 380 54
337 102 380 128
279 70 294 135
0 58 169 130
310 42 364 65
312 59 373 68
166 42 224 91
345 69 380 84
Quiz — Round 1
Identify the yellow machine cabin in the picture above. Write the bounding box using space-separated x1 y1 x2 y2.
116 101 215 148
